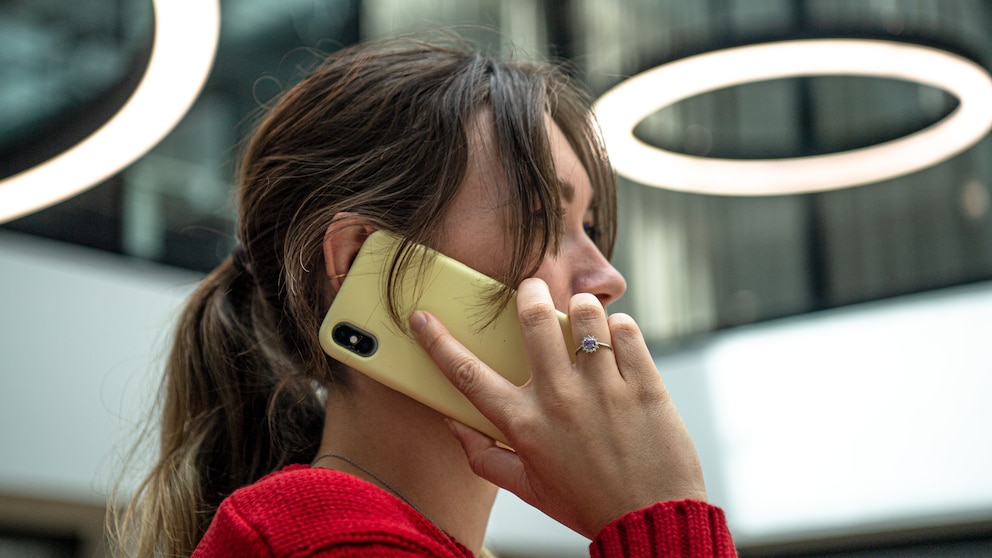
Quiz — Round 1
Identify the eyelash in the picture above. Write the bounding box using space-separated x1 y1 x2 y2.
583 223 600 241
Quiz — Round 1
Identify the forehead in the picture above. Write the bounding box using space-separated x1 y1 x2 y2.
458 110 593 212
547 117 594 209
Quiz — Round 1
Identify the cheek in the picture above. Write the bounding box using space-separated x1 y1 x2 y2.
532 255 573 312
442 231 512 280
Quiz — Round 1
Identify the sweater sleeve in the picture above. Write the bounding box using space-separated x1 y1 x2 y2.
590 500 737 558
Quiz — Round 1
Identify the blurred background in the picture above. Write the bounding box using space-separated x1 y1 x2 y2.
1 0 990 556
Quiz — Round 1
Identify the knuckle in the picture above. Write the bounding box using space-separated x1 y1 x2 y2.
449 354 483 394
608 313 640 338
569 299 604 323
498 407 525 435
503 411 539 450
542 393 578 422
517 300 558 329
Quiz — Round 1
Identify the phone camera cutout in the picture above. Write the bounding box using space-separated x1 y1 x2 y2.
331 323 378 357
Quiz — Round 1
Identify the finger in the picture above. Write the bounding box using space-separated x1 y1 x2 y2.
515 278 574 388
410 310 519 426
446 420 534 499
568 293 617 376
607 313 664 389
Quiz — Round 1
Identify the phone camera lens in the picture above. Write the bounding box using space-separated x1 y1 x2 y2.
332 324 351 344
331 323 377 357
355 335 376 356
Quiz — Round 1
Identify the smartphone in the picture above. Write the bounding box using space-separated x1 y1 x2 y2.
318 230 571 443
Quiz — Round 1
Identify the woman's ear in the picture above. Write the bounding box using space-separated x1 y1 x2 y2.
323 215 375 291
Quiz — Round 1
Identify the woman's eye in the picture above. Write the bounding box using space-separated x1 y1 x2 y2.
583 223 599 241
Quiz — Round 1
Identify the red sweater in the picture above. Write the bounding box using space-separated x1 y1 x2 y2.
193 465 736 557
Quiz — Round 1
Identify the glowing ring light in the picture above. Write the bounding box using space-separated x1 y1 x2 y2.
0 0 220 223
594 39 992 195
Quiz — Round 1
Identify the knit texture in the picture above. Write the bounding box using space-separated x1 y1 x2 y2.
193 465 736 557
591 500 737 557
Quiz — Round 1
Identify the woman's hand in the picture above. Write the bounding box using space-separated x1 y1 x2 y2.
410 277 707 538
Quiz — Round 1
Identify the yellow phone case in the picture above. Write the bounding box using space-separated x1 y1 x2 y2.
318 231 571 443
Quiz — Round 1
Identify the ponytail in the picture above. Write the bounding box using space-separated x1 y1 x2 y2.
116 257 325 557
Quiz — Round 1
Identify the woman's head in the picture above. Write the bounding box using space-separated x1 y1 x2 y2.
122 34 622 557
237 35 621 387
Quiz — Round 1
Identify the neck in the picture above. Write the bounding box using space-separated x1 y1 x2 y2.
317 374 498 554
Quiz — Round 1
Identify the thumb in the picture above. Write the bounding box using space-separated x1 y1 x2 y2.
446 420 533 499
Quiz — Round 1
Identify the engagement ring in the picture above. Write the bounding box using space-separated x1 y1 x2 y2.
575 335 612 355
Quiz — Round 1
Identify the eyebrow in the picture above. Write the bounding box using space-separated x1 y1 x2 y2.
557 177 598 212
558 178 575 203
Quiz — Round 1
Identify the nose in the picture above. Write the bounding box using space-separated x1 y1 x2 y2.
575 238 627 308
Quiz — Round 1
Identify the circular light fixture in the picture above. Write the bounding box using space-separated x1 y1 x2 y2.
0 0 221 223
594 39 992 196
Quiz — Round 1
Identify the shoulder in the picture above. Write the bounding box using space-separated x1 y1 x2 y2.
228 464 415 524
197 465 469 557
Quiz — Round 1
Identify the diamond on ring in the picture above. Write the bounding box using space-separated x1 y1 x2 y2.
575 335 613 355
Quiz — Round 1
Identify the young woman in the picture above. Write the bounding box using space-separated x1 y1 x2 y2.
119 35 736 557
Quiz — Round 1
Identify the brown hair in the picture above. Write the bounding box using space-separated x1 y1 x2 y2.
114 34 616 557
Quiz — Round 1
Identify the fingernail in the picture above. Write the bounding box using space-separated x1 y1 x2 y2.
410 310 427 333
